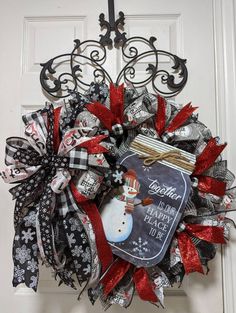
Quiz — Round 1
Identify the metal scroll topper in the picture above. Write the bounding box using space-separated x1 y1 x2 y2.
40 0 188 99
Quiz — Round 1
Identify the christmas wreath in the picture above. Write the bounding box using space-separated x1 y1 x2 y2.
1 82 235 308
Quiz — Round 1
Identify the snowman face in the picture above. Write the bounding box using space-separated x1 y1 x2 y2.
123 185 138 198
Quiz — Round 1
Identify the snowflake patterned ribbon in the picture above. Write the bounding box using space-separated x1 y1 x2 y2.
1 103 110 289
2 81 236 308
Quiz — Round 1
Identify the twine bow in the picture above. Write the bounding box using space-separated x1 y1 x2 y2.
131 141 195 172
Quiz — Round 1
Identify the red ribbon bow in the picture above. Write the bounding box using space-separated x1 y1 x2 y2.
155 97 198 136
78 134 108 154
166 102 198 133
86 83 124 131
110 83 124 124
133 267 158 302
101 259 158 303
177 223 226 274
193 137 227 176
101 258 131 296
193 137 227 196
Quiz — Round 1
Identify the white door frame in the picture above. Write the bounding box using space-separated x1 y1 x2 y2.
213 1 236 312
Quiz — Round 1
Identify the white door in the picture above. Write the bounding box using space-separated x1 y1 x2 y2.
1 1 236 312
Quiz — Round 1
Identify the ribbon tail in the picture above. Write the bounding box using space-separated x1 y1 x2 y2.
193 138 227 176
45 104 55 155
101 258 131 296
155 95 166 136
36 187 57 268
53 106 62 153
110 83 124 124
70 182 113 273
185 224 226 244
10 170 46 228
12 211 39 291
177 232 204 274
86 102 117 131
198 176 226 197
166 103 198 133
63 212 92 285
37 182 75 288
133 268 158 302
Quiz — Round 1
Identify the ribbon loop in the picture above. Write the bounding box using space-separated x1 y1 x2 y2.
101 258 131 296
193 137 227 176
177 223 226 274
133 268 158 303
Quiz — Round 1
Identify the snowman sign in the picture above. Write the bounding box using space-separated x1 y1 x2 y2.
101 170 141 243
101 135 196 267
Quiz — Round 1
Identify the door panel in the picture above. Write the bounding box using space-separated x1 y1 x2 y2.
0 1 233 312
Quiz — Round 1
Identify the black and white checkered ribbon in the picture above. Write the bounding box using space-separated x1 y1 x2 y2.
2 104 92 288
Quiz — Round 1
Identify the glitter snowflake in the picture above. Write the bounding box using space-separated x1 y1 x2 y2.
71 245 83 257
14 265 25 283
24 211 36 227
27 259 38 273
132 237 149 256
15 245 31 264
112 170 124 184
81 247 91 263
22 228 35 244
67 233 76 246
142 165 152 172
68 217 83 232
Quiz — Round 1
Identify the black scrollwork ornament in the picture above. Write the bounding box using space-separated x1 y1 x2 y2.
40 7 188 99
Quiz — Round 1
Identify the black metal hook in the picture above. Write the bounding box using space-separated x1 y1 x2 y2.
99 0 127 47
108 0 115 30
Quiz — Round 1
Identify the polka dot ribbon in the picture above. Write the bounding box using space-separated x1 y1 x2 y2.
4 104 76 287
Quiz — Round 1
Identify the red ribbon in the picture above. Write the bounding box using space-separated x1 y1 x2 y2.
193 138 227 176
110 83 124 124
155 95 166 136
48 107 62 153
177 223 226 274
185 224 226 243
70 183 113 274
86 84 124 130
133 268 158 302
198 176 226 197
177 231 204 274
101 258 131 296
166 103 198 133
86 102 117 131
78 134 108 154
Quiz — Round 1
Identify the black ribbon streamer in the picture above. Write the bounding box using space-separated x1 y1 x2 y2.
9 104 93 289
